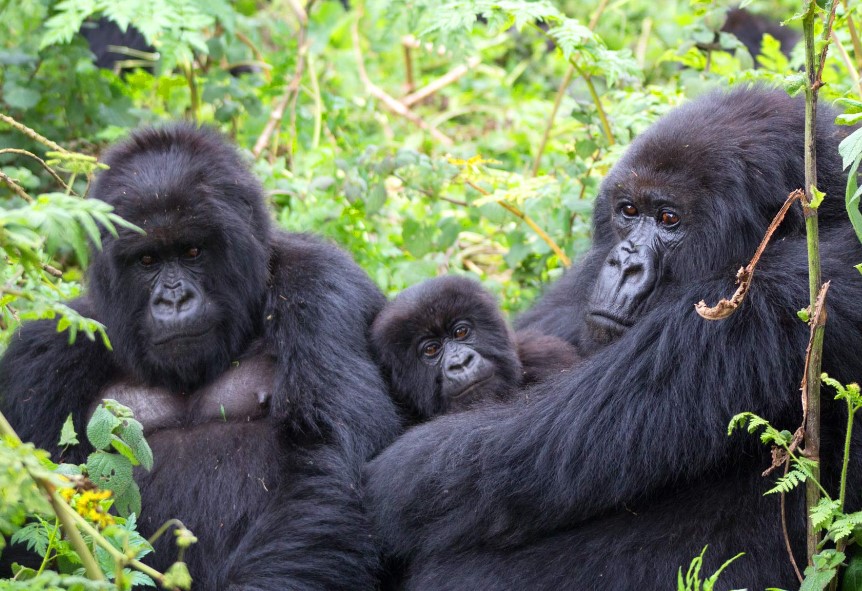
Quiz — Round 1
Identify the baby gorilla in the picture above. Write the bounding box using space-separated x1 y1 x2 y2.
371 276 578 422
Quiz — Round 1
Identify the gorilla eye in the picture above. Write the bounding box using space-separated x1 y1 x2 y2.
140 254 156 266
184 247 201 259
452 325 470 340
620 204 638 217
659 211 680 226
422 342 441 358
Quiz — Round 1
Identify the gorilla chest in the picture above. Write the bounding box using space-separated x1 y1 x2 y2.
92 354 276 437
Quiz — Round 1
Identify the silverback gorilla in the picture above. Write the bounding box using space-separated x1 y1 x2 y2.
370 276 578 422
364 87 862 590
0 124 400 589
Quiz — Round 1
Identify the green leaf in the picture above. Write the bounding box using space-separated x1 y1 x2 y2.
86 450 133 497
59 414 79 447
842 554 862 591
809 185 825 210
840 128 862 170
113 479 142 518
86 405 120 450
116 419 153 471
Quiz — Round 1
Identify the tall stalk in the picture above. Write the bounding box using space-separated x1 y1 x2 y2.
800 0 837 564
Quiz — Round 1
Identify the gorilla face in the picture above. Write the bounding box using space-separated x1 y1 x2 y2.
372 276 522 420
581 87 843 347
586 187 686 344
88 124 272 392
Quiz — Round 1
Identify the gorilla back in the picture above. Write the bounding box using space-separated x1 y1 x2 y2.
0 124 400 590
364 87 862 590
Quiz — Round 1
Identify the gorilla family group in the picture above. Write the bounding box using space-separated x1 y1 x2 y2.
3 85 862 591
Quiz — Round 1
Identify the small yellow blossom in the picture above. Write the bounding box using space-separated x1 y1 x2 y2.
72 489 115 528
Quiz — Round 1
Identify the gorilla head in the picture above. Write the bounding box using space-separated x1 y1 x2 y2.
583 87 848 345
371 276 522 420
88 124 272 391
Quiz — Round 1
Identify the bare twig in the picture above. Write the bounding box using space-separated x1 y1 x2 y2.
252 37 309 160
0 148 75 194
636 18 653 68
0 170 34 202
781 459 805 584
841 0 862 70
351 17 453 146
402 35 417 94
0 113 68 153
696 189 802 319
464 179 571 266
401 57 481 108
588 0 611 30
531 66 574 176
42 263 62 278
830 31 861 98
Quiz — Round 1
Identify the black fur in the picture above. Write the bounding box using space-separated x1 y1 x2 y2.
364 87 862 590
0 124 400 590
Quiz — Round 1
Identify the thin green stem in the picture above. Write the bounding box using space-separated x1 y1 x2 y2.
531 65 574 177
36 518 60 575
839 397 854 512
570 61 614 145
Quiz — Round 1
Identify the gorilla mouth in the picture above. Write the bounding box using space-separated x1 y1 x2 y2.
452 376 493 399
586 310 633 330
152 328 214 347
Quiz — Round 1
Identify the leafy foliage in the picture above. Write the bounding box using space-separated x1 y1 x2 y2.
676 546 744 591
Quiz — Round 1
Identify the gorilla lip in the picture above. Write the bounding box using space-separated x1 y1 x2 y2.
151 327 214 346
451 375 493 399
586 310 632 329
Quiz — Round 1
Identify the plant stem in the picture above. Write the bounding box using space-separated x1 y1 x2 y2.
839 397 855 512
464 179 571 266
800 0 837 566
531 65 574 177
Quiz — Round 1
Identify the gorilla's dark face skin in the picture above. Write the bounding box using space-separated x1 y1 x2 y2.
371 276 522 421
88 124 271 392
586 188 684 343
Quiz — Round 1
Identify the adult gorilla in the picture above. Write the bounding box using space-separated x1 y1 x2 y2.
364 87 862 589
0 124 400 589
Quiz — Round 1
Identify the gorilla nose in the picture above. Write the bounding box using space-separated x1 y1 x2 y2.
446 350 477 374
151 284 201 321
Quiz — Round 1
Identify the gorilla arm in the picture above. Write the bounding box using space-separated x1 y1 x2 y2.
364 243 853 559
214 232 401 590
263 232 400 459
0 299 117 461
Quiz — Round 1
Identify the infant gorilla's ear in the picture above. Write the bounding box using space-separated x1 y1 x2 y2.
371 275 522 422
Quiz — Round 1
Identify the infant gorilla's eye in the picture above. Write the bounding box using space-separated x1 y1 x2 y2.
422 342 441 358
184 247 201 259
620 204 638 217
140 254 156 266
659 211 680 226
452 325 470 340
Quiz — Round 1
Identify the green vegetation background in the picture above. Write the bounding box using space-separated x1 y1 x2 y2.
0 0 852 325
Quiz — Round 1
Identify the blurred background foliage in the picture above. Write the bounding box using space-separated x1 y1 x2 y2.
0 0 854 327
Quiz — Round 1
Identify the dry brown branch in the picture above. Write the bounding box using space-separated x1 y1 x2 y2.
351 18 453 146
0 113 68 153
42 263 63 278
402 35 417 94
0 170 34 202
252 38 308 160
0 148 74 194
401 57 481 108
800 281 830 425
696 189 802 319
780 459 805 583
